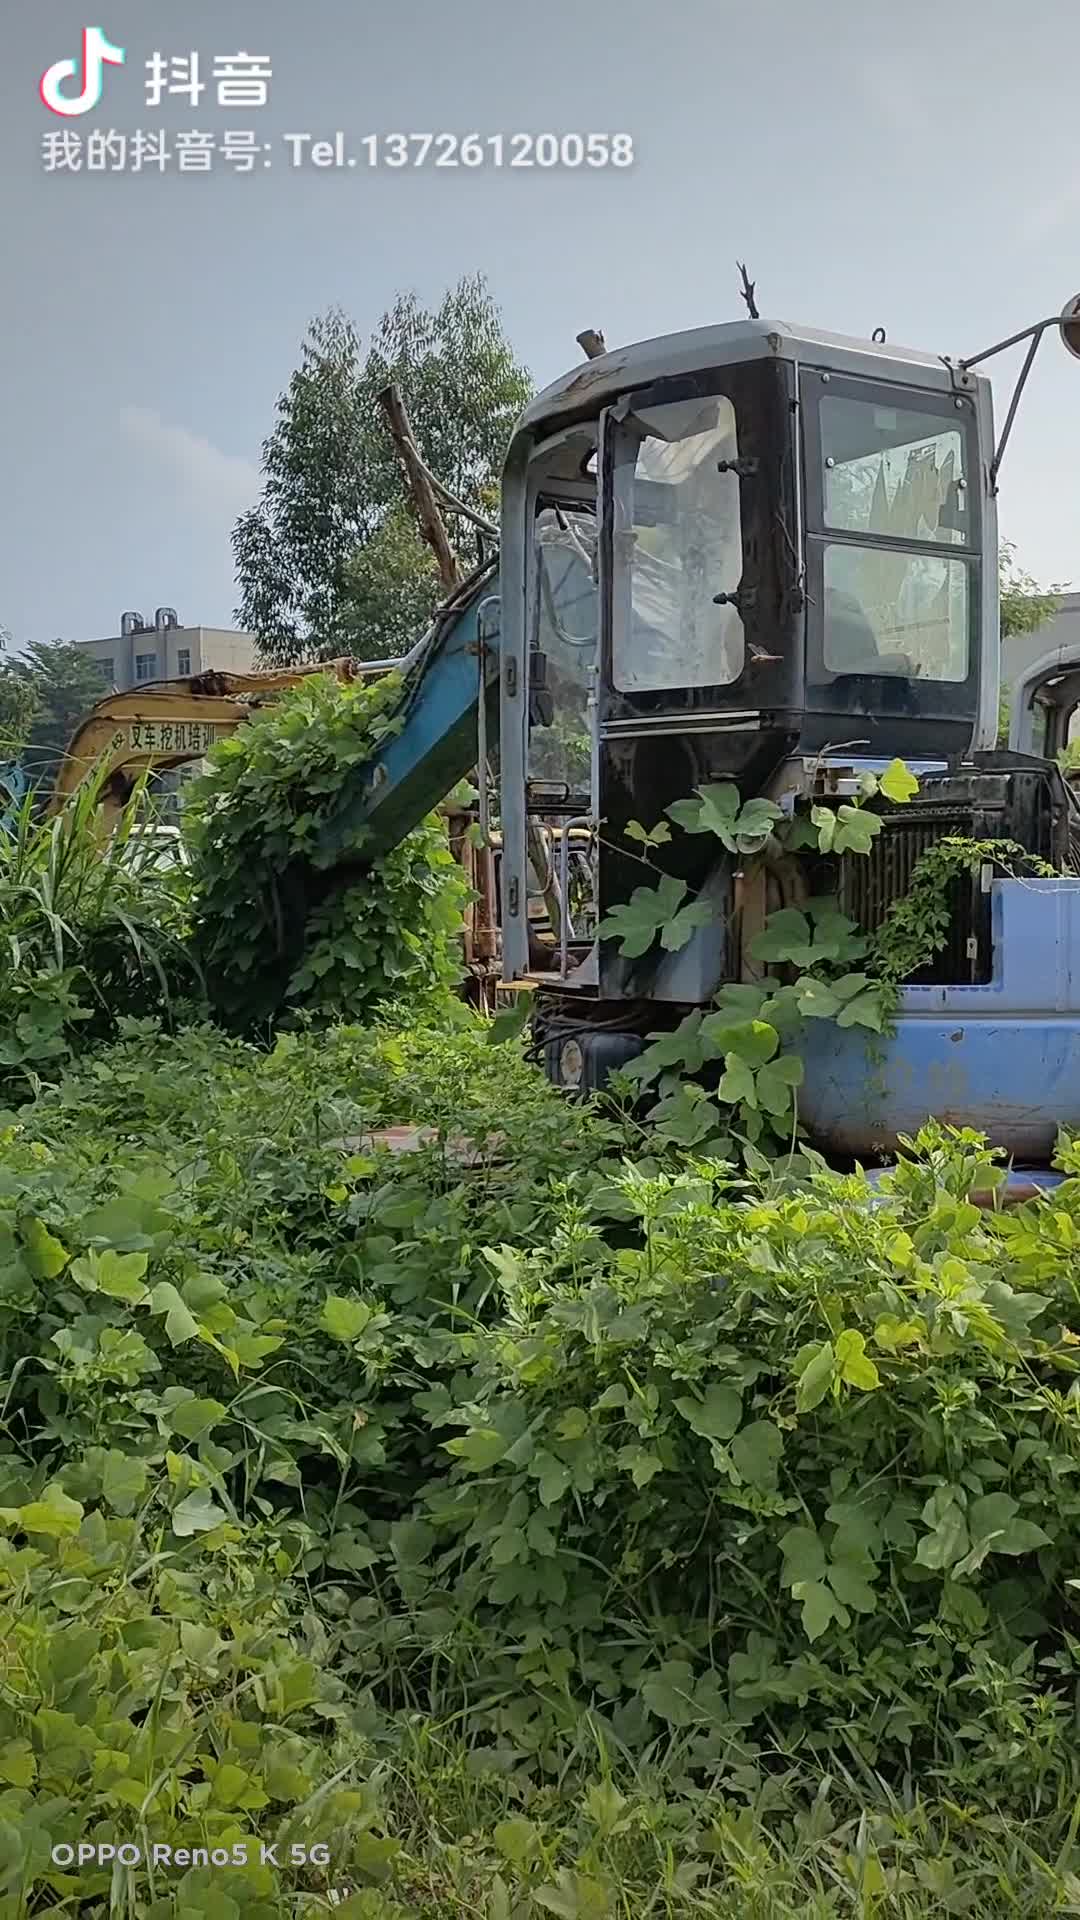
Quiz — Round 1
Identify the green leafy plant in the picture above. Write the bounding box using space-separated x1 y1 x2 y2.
0 768 197 1099
5 1023 1080 1912
184 672 469 1030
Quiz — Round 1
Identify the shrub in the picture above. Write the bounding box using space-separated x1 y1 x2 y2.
183 673 469 1032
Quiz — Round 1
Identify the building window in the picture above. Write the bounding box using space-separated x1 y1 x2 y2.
176 648 191 677
135 652 158 683
98 657 115 686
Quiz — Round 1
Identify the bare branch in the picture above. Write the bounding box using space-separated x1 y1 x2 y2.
736 263 759 320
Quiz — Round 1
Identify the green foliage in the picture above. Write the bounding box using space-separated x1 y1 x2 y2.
871 836 1054 984
184 671 469 1031
234 280 532 665
596 872 714 960
5 1023 1080 1911
999 537 1064 640
601 775 910 1151
0 639 111 797
0 771 197 1099
665 784 782 853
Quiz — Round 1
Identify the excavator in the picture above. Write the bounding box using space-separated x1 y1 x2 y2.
49 297 1080 1168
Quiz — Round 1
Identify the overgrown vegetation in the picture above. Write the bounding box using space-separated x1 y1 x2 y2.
183 671 469 1032
0 769 196 1101
3 1018 1080 1915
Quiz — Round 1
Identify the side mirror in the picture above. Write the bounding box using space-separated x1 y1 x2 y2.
1061 295 1080 360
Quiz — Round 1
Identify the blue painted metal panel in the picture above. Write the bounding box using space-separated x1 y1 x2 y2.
798 878 1080 1160
316 580 498 868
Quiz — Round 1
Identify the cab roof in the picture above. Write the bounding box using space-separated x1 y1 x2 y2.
515 317 984 442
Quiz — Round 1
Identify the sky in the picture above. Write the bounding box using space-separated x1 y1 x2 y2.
4 0 1080 648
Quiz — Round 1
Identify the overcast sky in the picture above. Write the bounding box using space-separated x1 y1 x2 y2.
4 0 1080 647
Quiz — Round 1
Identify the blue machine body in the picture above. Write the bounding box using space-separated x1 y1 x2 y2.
798 878 1080 1162
317 577 498 870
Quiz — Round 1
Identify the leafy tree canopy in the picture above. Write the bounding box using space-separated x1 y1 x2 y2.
234 275 532 665
0 639 109 794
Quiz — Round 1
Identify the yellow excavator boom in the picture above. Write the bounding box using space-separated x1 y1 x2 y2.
47 659 367 823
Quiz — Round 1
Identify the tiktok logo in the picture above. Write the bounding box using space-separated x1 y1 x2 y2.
40 27 126 116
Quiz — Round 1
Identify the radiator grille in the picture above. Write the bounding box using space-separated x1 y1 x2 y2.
833 766 1070 988
838 811 986 984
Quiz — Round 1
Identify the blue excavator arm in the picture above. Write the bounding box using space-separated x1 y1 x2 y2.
316 568 500 869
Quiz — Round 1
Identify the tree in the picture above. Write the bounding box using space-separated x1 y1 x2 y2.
999 539 1063 640
0 641 111 796
0 627 38 758
234 276 532 665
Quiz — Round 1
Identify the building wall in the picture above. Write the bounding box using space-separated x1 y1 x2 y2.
75 626 258 691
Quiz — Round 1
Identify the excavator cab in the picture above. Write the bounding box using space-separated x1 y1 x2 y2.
497 320 999 996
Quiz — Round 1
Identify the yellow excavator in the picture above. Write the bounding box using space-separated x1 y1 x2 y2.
47 658 363 826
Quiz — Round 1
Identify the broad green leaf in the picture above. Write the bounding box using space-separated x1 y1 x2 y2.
597 873 691 959
730 1420 783 1489
167 1397 227 1441
0 1740 35 1788
660 899 715 953
834 1329 881 1392
148 1281 200 1347
102 1450 148 1516
320 1294 374 1342
625 819 671 848
444 1428 507 1471
642 1660 700 1726
874 1316 923 1351
584 1782 627 1830
1 1489 83 1537
795 1342 835 1411
827 1561 877 1612
535 1871 613 1918
810 806 836 853
231 1332 284 1368
836 990 886 1031
780 1526 827 1585
916 1488 969 1571
832 804 883 856
172 1488 228 1536
674 1384 742 1441
534 1451 572 1506
755 1054 804 1115
967 1492 1051 1558
667 784 740 839
796 979 840 1018
879 758 919 804
750 909 815 967
719 1055 757 1108
720 1019 779 1068
490 1527 525 1566
19 1217 68 1280
493 1817 539 1868
795 1578 848 1642
622 1012 707 1084
71 1248 150 1303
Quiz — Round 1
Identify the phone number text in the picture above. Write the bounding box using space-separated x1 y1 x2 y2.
41 130 635 175
348 132 634 168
